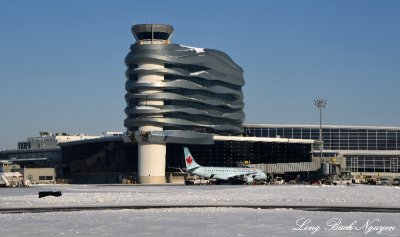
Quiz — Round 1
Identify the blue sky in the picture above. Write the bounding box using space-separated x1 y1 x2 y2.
1 0 399 149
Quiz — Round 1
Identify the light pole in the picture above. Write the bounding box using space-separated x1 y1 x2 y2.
314 99 327 159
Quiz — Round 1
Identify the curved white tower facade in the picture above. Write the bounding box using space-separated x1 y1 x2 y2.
128 25 173 184
125 24 245 184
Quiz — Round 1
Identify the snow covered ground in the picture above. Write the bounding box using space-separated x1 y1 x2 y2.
0 184 400 208
1 185 399 236
0 208 399 237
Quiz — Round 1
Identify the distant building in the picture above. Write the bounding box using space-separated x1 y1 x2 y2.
245 124 400 176
17 131 100 150
0 132 114 177
0 161 56 186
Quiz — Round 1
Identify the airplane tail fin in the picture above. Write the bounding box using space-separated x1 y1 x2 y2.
183 147 201 170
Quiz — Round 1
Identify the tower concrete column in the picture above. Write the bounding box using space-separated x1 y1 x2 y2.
138 142 166 184
137 62 166 184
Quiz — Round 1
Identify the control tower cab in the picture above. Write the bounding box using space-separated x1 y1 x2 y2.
132 24 174 44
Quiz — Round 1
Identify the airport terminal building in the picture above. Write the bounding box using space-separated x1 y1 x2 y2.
58 133 313 183
57 124 400 183
3 124 399 183
244 124 400 175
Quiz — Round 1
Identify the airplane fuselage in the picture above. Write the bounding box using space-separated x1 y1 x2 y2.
189 166 267 183
183 147 268 184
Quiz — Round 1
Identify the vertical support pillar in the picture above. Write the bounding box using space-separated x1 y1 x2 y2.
137 62 166 184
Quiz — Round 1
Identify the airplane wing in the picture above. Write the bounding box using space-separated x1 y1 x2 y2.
211 172 257 181
231 172 257 181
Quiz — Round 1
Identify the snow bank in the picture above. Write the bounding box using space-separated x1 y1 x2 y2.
180 44 205 53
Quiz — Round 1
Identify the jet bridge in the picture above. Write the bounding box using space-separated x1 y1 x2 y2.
254 162 321 174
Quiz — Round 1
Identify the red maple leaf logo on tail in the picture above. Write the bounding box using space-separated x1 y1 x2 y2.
186 155 193 164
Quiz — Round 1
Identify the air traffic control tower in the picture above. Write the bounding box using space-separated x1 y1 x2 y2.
124 24 245 184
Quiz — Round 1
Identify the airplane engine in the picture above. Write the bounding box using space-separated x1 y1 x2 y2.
246 176 254 184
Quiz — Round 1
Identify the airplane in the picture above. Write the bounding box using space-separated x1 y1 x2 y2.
183 147 268 184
